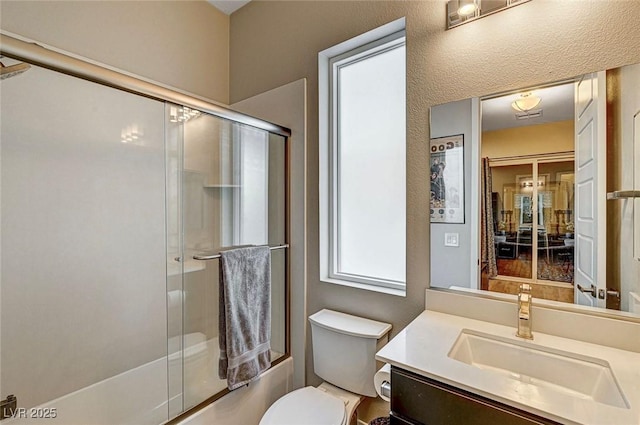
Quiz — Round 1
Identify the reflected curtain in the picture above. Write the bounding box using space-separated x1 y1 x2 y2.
481 158 497 277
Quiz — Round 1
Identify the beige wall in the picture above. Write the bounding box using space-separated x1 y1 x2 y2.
482 121 574 158
0 0 230 103
229 0 640 386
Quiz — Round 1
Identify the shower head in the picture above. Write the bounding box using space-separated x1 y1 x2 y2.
1 61 31 80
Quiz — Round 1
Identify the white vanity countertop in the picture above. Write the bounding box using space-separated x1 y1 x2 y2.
376 310 640 425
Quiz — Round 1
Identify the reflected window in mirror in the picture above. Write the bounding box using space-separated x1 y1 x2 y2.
483 158 575 296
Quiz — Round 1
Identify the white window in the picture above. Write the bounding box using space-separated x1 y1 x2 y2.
319 19 406 295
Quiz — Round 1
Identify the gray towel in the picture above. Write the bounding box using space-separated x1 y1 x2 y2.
218 246 271 390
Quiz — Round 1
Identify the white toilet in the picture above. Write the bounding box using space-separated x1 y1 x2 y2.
260 309 392 425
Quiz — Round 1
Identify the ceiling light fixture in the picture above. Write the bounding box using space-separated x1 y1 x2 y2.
447 0 531 30
457 0 478 16
511 92 541 112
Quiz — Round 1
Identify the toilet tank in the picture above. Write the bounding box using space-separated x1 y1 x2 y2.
309 309 392 397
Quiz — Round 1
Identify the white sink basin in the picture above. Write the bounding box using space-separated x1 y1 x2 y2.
448 329 629 409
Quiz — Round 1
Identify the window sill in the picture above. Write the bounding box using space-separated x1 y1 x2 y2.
320 276 406 297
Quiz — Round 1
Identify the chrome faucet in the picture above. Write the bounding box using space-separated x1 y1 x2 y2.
516 283 533 340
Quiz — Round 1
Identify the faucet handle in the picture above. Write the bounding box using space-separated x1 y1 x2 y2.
518 284 532 320
519 295 530 318
517 284 533 339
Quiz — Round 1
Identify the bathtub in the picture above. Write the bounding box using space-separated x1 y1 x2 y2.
176 357 293 425
4 335 291 425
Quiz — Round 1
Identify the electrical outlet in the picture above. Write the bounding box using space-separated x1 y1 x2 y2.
444 233 459 247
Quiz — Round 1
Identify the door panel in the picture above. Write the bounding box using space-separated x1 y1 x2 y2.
577 119 595 168
574 72 607 307
576 74 594 118
576 180 595 235
491 164 535 280
536 161 574 284
576 235 594 282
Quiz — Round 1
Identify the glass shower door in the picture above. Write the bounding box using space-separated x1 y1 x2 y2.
0 52 288 425
1 61 169 425
166 104 287 414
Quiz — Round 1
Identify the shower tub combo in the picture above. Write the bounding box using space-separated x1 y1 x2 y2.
0 33 290 425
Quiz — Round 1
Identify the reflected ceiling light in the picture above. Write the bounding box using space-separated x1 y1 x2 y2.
121 125 144 145
511 92 541 112
457 0 478 16
169 106 201 123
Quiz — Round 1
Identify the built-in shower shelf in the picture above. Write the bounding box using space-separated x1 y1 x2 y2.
204 184 241 188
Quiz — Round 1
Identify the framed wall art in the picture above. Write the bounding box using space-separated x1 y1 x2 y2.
430 134 464 223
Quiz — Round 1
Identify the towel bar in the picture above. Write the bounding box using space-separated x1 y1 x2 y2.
192 244 289 261
606 190 640 200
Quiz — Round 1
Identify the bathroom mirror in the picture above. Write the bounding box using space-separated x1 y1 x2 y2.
429 61 640 320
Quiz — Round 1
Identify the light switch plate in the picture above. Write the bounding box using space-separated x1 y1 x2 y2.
445 233 459 247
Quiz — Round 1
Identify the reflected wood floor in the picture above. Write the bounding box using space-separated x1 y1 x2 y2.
490 246 575 303
487 278 574 304
497 257 532 279
496 250 574 283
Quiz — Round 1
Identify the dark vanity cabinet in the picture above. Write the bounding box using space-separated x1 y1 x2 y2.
390 367 560 425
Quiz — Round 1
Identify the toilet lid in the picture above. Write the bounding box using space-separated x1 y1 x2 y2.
260 387 346 425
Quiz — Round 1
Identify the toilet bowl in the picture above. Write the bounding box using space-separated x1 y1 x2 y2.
259 309 391 425
260 382 361 425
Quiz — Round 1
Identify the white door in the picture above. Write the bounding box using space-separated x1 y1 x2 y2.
574 72 607 307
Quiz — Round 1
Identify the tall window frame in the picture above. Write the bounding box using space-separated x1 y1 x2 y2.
319 19 407 296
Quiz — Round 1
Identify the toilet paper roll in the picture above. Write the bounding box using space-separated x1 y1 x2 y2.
374 363 391 402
